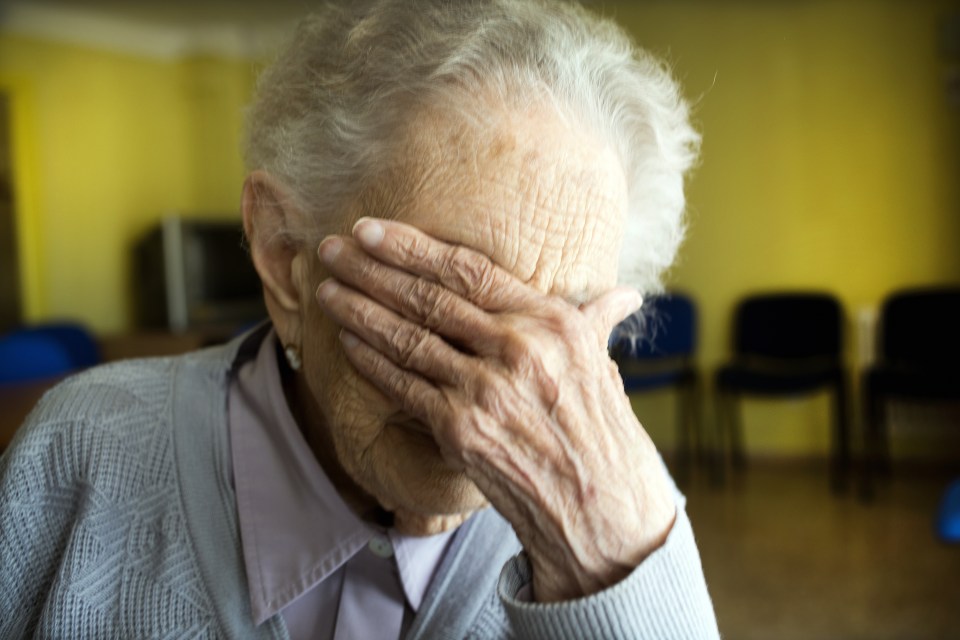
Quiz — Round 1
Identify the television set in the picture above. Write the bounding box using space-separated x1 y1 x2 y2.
134 215 266 333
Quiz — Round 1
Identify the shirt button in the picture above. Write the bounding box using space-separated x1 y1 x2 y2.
369 536 394 559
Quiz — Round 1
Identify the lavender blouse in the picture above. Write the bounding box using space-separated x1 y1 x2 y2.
228 331 456 639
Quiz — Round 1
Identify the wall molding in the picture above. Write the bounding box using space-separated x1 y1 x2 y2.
0 2 291 60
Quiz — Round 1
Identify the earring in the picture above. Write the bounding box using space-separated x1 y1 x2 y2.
284 344 302 371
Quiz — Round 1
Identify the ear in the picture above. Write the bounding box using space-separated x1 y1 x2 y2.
242 170 308 347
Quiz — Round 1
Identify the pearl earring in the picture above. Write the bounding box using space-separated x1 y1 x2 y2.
284 345 302 371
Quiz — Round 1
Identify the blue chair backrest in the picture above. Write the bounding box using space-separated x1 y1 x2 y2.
0 333 76 384
0 322 100 384
26 323 101 368
612 293 697 359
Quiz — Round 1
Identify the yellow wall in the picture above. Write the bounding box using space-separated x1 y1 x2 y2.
0 35 254 332
2 1 958 454
612 0 960 456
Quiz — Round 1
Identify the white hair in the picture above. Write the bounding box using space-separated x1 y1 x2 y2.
244 0 700 294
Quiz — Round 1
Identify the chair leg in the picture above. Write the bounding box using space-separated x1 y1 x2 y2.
873 395 891 477
877 399 891 477
715 389 746 472
674 380 693 483
860 386 887 501
728 392 747 470
690 373 705 466
711 388 729 485
830 377 850 494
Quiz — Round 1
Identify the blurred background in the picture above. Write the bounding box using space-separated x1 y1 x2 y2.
1 0 958 637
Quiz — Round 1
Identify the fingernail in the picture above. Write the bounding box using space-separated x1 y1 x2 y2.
340 330 359 349
354 217 384 247
316 279 339 303
318 237 343 263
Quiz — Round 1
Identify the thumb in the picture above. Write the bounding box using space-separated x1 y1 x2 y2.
581 286 644 348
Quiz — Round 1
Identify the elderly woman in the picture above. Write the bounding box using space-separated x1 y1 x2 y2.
0 0 717 638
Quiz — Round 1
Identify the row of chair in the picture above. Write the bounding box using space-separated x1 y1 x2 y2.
5 290 957 494
610 287 960 493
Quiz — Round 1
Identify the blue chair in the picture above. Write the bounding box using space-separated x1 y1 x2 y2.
715 292 850 492
610 292 701 476
0 334 75 384
938 478 960 543
26 323 101 368
0 322 101 384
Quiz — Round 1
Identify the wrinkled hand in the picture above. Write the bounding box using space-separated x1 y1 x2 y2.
316 217 676 602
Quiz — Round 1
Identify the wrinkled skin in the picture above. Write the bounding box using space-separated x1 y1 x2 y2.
245 105 676 602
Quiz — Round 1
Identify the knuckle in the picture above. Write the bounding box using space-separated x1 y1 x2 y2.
390 323 431 369
543 300 586 345
398 278 448 328
348 300 375 330
442 246 495 300
355 254 382 283
422 288 457 331
496 321 564 402
396 278 426 316
499 325 537 370
393 377 417 407
475 373 511 420
472 366 498 397
553 309 582 341
444 405 483 454
382 362 414 400
399 233 431 265
367 355 401 393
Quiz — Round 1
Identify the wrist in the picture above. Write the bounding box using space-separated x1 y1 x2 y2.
529 500 677 603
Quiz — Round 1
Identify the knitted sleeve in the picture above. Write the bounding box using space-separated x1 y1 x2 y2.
495 507 720 639
0 361 223 639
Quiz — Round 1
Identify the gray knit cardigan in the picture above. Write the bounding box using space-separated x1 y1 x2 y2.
0 329 719 639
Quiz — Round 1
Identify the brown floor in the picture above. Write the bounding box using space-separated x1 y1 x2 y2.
681 463 960 639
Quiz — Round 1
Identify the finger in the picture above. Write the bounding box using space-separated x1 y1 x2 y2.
339 328 453 432
318 236 501 356
580 287 644 349
317 278 472 385
351 217 535 312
